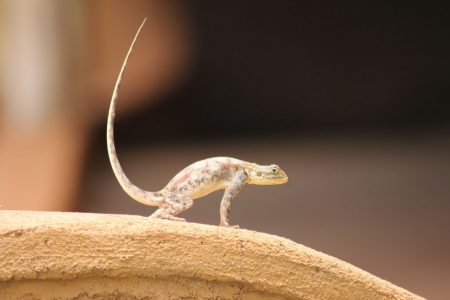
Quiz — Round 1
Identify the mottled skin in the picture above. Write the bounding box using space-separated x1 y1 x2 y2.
107 19 288 227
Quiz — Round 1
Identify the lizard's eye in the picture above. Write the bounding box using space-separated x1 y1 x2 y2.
270 165 279 173
257 171 262 176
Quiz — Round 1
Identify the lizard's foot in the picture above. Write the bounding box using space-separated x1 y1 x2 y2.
149 214 186 222
220 222 240 229
149 209 186 222
165 215 186 222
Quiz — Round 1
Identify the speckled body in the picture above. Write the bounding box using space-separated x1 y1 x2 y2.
107 19 288 227
165 157 252 199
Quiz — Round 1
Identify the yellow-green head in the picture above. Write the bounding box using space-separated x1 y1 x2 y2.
247 164 288 185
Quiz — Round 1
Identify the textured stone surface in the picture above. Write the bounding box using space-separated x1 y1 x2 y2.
0 210 422 299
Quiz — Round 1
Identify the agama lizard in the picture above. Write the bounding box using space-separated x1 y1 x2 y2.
107 18 288 227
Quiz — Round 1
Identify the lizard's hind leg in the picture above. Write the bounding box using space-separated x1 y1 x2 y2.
150 193 193 222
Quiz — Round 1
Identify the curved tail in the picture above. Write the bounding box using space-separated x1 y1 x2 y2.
106 18 164 207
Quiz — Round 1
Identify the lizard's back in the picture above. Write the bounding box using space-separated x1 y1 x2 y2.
165 157 253 199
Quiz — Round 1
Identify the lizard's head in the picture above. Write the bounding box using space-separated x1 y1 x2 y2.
247 164 288 185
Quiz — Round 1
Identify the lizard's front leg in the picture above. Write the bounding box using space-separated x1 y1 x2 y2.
220 171 247 228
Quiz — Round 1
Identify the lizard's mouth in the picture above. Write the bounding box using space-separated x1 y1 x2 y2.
276 176 288 184
259 175 288 185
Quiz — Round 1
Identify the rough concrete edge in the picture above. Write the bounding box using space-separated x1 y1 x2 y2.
0 210 423 299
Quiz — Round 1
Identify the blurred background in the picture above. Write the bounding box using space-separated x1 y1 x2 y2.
0 1 449 298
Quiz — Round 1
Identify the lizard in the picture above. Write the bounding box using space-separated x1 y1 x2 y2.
107 18 288 227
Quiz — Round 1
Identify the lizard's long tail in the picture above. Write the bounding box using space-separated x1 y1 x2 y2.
106 18 164 207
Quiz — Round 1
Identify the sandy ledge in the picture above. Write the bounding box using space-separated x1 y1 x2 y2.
0 210 423 299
